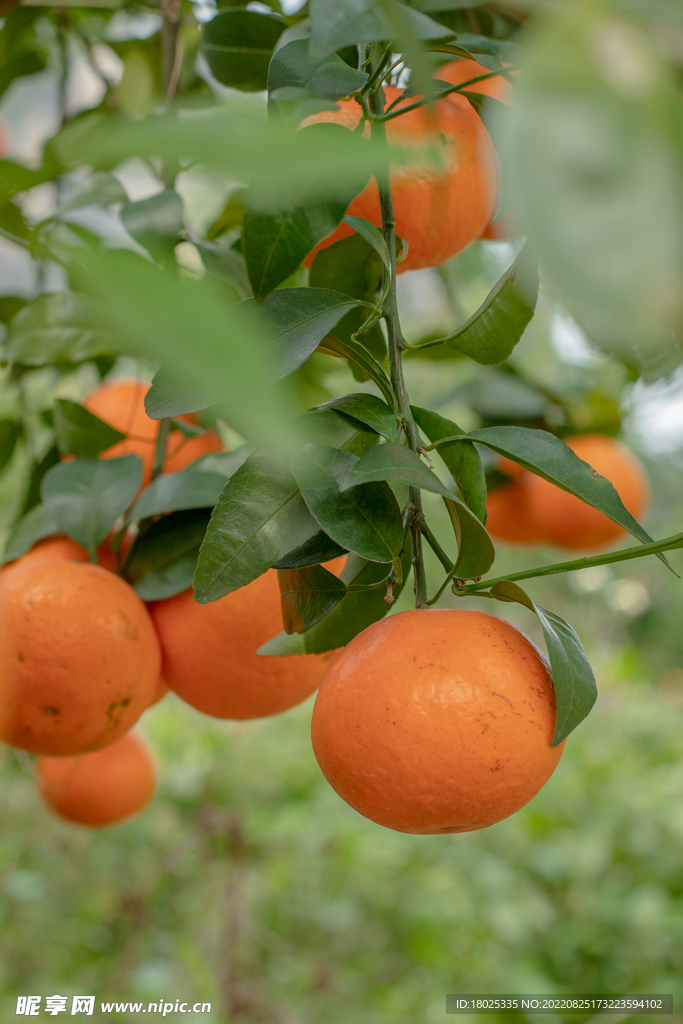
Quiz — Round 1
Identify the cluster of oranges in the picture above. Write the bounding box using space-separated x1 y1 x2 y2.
0 376 648 837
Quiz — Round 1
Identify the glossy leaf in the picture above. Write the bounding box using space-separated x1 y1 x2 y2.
120 190 183 262
343 215 391 269
260 549 410 655
268 38 368 100
203 10 285 92
443 496 495 580
126 509 210 601
257 287 362 379
3 503 58 564
318 333 396 410
292 444 403 563
21 445 60 517
126 470 227 523
41 455 143 558
273 531 348 569
468 426 666 557
412 405 486 521
193 451 319 603
5 293 117 366
308 0 453 61
314 394 396 441
278 563 346 634
144 363 217 420
488 580 597 745
53 399 125 458
294 406 382 457
342 441 455 499
443 243 538 364
0 419 21 473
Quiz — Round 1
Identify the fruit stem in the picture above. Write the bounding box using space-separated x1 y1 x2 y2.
368 76 428 609
151 417 171 481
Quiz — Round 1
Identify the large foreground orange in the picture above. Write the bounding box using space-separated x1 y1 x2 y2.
84 379 223 485
303 86 498 272
0 560 160 755
149 568 339 720
37 731 156 827
311 609 564 834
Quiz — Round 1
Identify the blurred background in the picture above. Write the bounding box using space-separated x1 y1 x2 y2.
1 1 683 1022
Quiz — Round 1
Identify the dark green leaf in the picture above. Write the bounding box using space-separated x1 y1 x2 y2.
343 215 391 268
309 232 386 360
0 51 46 100
259 548 410 654
125 509 210 601
278 563 346 633
21 445 60 516
41 455 143 558
193 451 319 603
318 333 396 409
0 160 49 205
268 38 368 100
443 496 495 580
292 443 403 563
126 470 227 523
53 399 125 458
488 580 597 745
5 293 117 366
242 123 371 300
308 0 453 61
314 394 396 441
294 406 382 457
202 10 285 91
442 243 538 364
342 441 455 498
412 405 486 521
0 296 26 324
120 190 183 262
273 531 347 569
257 287 362 379
468 426 668 561
144 363 217 420
3 504 58 565
195 242 251 299
0 419 21 473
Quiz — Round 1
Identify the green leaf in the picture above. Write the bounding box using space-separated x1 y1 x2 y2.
278 563 347 633
3 504 58 564
242 123 371 300
318 333 396 409
120 190 183 262
273 531 348 569
195 242 252 300
126 470 227 523
50 171 127 219
488 580 597 746
193 451 319 603
308 0 453 61
343 215 391 269
125 509 210 601
342 441 455 498
314 394 397 441
468 426 668 560
292 443 403 563
190 447 252 478
257 287 362 379
40 455 143 558
0 159 50 205
4 293 117 366
296 406 382 456
53 399 125 458
0 419 21 473
144 363 217 420
309 232 387 361
412 405 486 521
268 38 368 100
260 548 410 654
0 296 26 324
202 10 285 92
443 496 495 580
442 242 538 364
21 445 60 517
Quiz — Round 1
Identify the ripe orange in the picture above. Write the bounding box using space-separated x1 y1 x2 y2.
2 531 132 575
0 560 160 755
486 435 649 551
37 731 156 827
149 568 340 720
302 86 498 272
311 609 564 834
83 379 223 486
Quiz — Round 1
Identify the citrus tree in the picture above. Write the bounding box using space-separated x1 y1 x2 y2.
0 0 682 832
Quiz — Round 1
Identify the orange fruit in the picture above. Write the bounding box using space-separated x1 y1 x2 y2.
83 379 223 486
311 609 564 834
526 434 649 551
436 57 512 103
486 435 649 551
302 86 498 272
2 531 132 575
149 568 340 720
0 560 160 755
149 676 170 707
37 731 156 827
